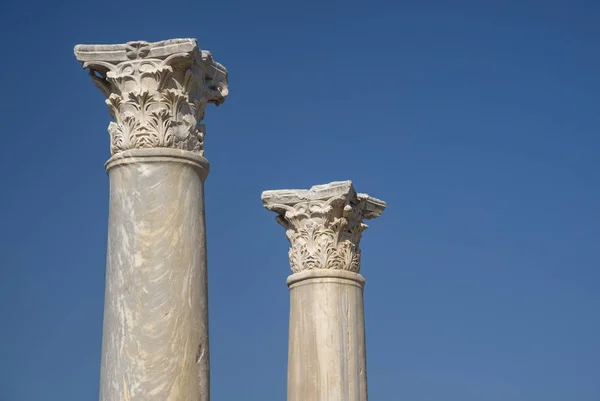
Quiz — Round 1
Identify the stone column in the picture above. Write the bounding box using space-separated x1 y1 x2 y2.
74 38 228 401
262 181 386 401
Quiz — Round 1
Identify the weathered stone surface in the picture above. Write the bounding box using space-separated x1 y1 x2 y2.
262 181 385 273
287 270 368 401
75 38 228 156
101 149 210 401
75 38 227 401
262 181 385 401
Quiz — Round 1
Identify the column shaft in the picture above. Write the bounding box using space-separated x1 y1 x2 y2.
287 270 368 401
101 149 209 401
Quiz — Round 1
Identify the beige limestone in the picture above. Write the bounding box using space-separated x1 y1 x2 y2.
262 181 386 401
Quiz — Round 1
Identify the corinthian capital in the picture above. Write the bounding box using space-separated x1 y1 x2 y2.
74 38 228 156
262 181 386 274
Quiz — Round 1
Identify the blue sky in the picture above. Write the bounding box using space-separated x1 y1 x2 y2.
0 0 598 400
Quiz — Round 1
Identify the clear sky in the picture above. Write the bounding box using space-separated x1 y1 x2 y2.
0 0 598 400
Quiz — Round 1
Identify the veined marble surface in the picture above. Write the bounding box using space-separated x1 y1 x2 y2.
101 149 210 401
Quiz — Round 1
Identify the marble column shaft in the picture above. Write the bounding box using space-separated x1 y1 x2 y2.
262 181 386 401
75 38 228 401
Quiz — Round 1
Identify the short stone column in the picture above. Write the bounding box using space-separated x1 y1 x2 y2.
75 38 228 401
262 181 386 401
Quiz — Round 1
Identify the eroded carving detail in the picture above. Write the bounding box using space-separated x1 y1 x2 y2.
262 181 386 273
75 38 228 155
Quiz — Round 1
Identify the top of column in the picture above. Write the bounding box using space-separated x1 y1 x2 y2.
262 181 386 274
74 38 228 156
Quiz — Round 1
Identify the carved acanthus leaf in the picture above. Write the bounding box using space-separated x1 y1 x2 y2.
262 181 386 274
75 38 228 156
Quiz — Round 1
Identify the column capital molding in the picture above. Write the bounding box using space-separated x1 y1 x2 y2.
262 181 386 274
75 38 228 156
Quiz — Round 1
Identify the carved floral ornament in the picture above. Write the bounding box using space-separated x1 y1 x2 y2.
74 39 228 156
262 181 386 274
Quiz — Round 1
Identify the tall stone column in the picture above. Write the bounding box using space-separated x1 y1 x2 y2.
74 38 228 401
262 181 386 401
